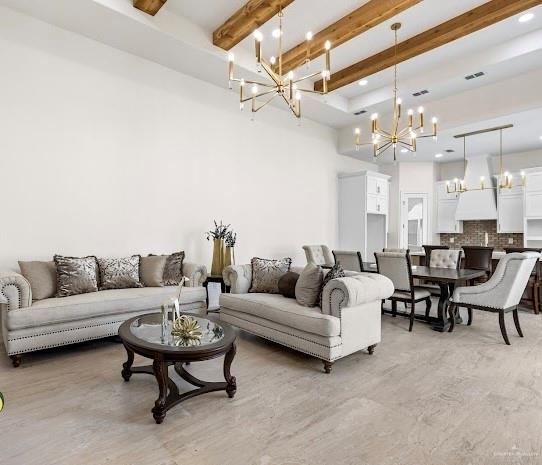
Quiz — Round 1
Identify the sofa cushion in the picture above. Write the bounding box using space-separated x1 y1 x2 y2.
140 255 167 287
98 256 143 290
163 251 185 286
18 261 57 300
295 263 323 307
54 255 99 297
220 293 340 337
249 257 292 294
278 272 299 298
7 286 206 330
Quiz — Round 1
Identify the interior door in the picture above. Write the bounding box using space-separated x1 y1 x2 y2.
401 193 429 251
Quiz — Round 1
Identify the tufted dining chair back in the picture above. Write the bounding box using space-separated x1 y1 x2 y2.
302 245 334 267
430 249 462 270
332 250 364 272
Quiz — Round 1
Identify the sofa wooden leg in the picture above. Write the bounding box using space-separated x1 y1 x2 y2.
10 355 22 368
322 360 333 374
367 344 377 355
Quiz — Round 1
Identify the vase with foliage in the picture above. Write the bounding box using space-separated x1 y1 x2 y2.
206 220 235 276
224 231 237 268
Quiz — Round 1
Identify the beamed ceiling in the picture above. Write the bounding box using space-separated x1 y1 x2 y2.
2 0 540 162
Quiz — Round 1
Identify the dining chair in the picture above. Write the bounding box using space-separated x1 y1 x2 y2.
383 248 409 253
462 246 494 281
418 249 462 318
375 250 431 332
302 245 334 267
448 252 540 344
422 244 449 267
504 247 542 314
332 250 364 272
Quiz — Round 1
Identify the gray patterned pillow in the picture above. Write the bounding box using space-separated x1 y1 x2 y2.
54 255 99 297
98 255 143 290
319 264 345 308
163 251 185 286
249 257 292 294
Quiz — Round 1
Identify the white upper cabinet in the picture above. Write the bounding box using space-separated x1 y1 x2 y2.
436 181 463 233
525 169 542 218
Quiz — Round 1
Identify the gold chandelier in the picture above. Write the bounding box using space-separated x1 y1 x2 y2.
226 5 331 119
446 124 525 194
354 23 438 160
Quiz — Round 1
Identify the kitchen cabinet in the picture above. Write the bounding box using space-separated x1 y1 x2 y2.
497 183 523 233
339 171 390 261
436 181 463 233
524 167 542 248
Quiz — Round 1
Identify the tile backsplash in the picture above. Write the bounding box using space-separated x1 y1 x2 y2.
440 220 523 250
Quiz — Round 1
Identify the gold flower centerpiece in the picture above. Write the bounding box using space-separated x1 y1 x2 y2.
171 315 203 346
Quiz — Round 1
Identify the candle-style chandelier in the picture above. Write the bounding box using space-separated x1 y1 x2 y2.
354 23 438 160
226 4 331 119
446 124 525 194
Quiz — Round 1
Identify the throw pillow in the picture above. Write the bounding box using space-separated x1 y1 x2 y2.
18 261 57 300
163 251 185 286
295 263 324 307
140 255 168 287
278 271 300 299
318 264 345 308
97 255 143 290
54 255 99 297
249 257 292 293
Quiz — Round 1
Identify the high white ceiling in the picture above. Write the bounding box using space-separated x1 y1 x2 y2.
2 0 542 162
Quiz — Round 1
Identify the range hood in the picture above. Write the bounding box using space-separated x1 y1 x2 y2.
455 155 497 221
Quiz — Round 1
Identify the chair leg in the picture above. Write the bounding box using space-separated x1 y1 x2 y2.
391 300 397 317
448 304 456 333
513 307 524 338
499 310 511 345
425 297 432 320
409 301 415 332
533 284 540 315
467 308 473 326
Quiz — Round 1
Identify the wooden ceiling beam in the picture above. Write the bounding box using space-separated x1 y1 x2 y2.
133 0 167 16
278 0 421 75
213 0 295 50
314 0 542 92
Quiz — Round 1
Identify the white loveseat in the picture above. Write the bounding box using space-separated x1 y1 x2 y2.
220 265 394 373
0 262 207 367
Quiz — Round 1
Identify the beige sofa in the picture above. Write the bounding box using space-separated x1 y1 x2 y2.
220 265 394 373
0 262 207 367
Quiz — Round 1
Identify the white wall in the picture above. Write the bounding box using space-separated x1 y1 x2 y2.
0 7 375 271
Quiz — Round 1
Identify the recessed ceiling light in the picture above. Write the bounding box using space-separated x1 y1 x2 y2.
358 79 368 86
539 135 542 140
519 12 534 23
401 148 408 153
435 153 443 158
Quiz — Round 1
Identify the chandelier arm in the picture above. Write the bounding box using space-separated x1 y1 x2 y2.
252 92 279 112
260 61 282 87
241 88 279 103
416 134 436 139
241 79 278 88
375 128 393 138
397 140 415 148
377 141 393 154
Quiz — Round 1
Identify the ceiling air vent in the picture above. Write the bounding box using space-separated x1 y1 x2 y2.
465 71 485 80
354 109 367 115
445 149 455 153
412 89 429 97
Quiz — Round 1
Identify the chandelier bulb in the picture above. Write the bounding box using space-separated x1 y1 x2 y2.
371 113 378 121
431 116 438 124
396 98 402 105
253 30 263 41
288 71 294 81
270 56 276 65
306 31 313 41
418 106 424 114
407 109 414 115
240 79 245 87
324 40 331 50
354 128 360 135
272 28 281 39
228 53 235 62
251 84 259 95
295 91 301 101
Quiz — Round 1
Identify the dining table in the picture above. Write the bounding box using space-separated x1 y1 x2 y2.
362 262 487 332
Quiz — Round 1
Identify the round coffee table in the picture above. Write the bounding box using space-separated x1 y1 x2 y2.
118 313 237 424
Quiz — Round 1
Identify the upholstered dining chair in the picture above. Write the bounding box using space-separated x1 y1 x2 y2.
383 248 409 253
302 245 334 267
422 244 449 266
448 252 540 345
332 250 364 272
375 250 431 332
504 247 541 314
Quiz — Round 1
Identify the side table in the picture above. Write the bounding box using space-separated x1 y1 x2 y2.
203 274 230 311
